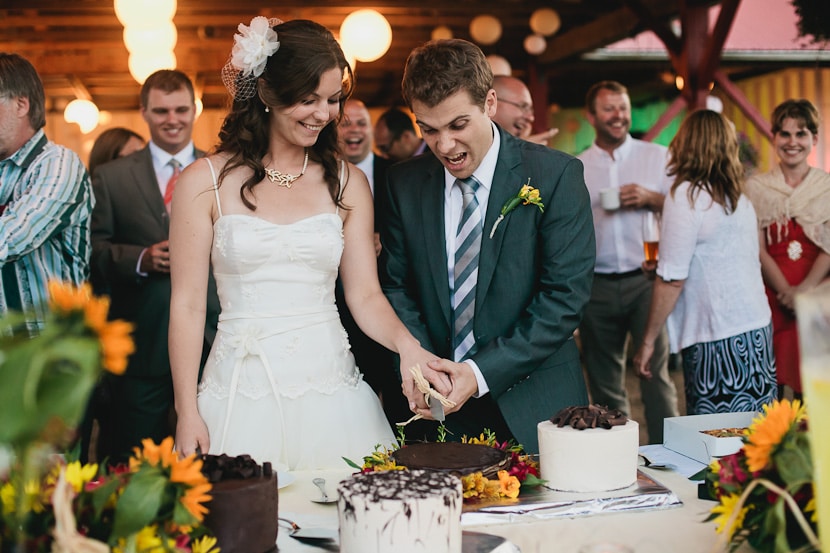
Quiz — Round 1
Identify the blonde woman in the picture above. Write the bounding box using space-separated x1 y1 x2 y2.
633 110 776 414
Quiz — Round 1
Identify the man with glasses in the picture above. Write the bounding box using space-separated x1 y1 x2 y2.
374 107 427 162
492 75 558 146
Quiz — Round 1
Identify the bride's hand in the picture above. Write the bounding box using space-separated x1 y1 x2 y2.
398 345 447 410
175 410 210 458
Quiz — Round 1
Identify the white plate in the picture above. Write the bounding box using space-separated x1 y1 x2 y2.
278 472 296 489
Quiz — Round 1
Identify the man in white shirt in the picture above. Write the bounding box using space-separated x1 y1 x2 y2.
577 80 679 444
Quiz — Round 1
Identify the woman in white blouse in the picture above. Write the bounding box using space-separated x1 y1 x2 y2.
633 110 776 414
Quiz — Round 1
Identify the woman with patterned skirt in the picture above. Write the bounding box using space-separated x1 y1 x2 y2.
633 110 777 414
746 99 830 399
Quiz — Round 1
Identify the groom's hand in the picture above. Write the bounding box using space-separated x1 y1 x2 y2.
425 359 478 414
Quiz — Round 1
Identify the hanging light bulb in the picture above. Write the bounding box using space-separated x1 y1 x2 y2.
486 55 511 76
523 34 547 55
339 10 392 63
128 51 177 84
469 15 502 45
114 0 177 26
123 21 177 54
529 8 561 37
64 99 100 134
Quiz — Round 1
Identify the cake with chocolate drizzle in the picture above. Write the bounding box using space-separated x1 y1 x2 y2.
200 454 279 553
537 404 639 492
337 469 462 553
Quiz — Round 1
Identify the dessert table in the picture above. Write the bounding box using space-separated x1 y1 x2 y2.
275 446 733 553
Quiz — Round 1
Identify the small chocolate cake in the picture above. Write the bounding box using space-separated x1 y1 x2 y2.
391 442 510 478
201 454 278 553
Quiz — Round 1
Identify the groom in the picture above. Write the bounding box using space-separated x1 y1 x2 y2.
378 39 595 453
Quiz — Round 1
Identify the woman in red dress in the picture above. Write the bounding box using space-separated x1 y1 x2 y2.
746 99 830 398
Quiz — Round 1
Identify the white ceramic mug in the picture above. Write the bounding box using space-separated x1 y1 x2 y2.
600 187 620 210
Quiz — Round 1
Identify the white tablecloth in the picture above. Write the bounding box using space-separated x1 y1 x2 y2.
275 449 729 553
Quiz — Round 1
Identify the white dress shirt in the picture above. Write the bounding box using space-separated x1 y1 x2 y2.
578 135 672 273
442 123 501 396
354 151 376 195
148 140 196 197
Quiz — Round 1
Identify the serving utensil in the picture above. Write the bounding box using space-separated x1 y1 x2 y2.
311 477 337 504
278 517 338 542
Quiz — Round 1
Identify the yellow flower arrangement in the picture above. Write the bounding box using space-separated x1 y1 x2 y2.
347 428 543 504
702 399 820 552
0 438 217 552
488 178 545 238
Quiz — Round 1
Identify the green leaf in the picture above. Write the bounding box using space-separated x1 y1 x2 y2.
111 466 167 539
499 197 522 216
521 473 547 487
172 498 198 527
342 457 362 470
91 478 124 518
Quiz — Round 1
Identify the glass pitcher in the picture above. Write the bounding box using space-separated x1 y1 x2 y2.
795 279 830 549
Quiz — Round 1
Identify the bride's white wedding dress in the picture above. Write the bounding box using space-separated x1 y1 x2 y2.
196 160 395 472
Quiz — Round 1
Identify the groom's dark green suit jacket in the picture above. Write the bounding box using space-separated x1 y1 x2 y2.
379 126 595 453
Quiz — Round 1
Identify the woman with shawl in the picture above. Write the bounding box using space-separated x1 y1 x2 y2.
746 99 830 398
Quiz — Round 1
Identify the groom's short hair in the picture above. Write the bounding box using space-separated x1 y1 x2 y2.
402 39 493 109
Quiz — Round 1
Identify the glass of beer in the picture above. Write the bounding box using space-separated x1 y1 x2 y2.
642 211 660 263
795 281 830 548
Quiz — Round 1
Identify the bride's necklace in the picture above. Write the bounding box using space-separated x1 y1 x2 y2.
264 148 309 188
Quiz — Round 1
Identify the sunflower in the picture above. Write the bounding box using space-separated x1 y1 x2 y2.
48 280 93 312
191 535 220 553
180 482 213 522
744 399 805 472
46 279 134 376
712 492 750 539
63 461 99 493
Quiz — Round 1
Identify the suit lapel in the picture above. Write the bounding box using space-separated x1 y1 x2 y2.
478 130 523 304
420 159 452 329
131 147 166 229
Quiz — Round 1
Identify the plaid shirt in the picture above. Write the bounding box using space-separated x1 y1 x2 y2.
0 129 94 332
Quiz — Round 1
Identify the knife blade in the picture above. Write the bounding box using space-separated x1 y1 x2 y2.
429 396 445 422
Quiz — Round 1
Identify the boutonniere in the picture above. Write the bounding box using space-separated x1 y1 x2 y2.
488 179 545 238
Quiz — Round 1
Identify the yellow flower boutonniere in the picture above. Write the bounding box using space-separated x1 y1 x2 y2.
489 178 545 238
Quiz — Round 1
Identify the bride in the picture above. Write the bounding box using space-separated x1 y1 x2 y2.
169 17 442 471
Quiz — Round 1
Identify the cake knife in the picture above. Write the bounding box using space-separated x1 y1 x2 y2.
429 396 445 422
278 518 338 542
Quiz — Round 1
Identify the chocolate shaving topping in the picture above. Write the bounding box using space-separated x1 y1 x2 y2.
200 453 266 483
549 404 628 430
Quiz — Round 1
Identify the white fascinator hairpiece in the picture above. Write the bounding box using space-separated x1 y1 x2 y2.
221 16 283 100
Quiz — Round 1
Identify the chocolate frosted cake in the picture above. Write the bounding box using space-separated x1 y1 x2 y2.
201 454 278 553
390 442 510 478
537 404 639 492
338 469 463 553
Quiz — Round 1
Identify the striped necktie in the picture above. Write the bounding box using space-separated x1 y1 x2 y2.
163 159 182 212
453 175 483 361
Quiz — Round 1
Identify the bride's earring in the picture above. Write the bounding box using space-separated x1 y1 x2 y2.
265 106 270 113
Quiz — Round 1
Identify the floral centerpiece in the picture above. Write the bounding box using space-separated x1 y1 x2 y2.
701 399 820 552
346 428 545 503
1 437 217 552
0 281 218 552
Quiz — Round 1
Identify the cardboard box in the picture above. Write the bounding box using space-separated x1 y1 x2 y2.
663 412 757 464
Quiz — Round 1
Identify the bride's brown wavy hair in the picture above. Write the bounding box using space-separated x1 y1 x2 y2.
667 109 744 214
215 19 354 210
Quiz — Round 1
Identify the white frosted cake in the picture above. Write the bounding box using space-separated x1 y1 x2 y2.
337 469 462 553
538 405 639 493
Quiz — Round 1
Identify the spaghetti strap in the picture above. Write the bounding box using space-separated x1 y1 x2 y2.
336 159 346 216
204 158 223 218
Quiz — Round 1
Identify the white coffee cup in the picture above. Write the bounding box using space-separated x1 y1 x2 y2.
600 187 620 210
